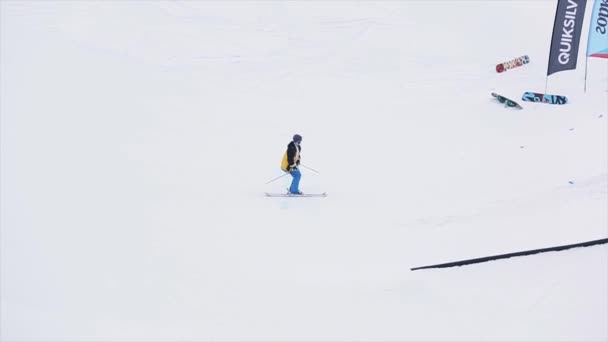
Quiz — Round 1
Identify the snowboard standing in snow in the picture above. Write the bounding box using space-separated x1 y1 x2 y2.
491 92 523 109
521 92 568 105
495 55 529 73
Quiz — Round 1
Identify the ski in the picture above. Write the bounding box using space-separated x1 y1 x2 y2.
265 192 327 197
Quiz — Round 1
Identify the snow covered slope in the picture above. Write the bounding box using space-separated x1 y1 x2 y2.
1 1 606 341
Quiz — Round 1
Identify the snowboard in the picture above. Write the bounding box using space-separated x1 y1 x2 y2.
496 55 529 73
491 92 523 109
265 192 327 197
521 92 568 105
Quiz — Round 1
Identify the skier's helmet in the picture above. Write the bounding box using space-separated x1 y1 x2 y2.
293 134 302 143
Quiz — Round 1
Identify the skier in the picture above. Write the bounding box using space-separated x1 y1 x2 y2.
281 134 303 194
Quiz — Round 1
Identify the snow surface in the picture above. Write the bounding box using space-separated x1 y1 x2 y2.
1 1 607 341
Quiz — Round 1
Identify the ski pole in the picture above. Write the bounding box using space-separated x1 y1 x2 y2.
300 164 320 174
265 172 289 184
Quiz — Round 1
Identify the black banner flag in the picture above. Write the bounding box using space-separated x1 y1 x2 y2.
547 0 587 75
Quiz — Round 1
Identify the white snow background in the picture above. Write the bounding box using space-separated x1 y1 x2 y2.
1 1 607 341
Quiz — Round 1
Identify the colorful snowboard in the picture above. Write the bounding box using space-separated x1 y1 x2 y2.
491 92 523 109
521 92 568 105
496 55 529 73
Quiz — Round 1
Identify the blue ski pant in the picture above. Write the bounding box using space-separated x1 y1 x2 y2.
289 169 301 193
